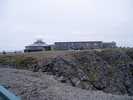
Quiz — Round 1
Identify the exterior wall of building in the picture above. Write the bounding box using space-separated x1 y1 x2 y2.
103 42 117 48
24 46 51 52
24 40 52 52
54 41 103 50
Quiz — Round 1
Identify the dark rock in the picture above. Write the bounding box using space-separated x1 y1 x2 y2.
36 50 133 96
1 49 133 96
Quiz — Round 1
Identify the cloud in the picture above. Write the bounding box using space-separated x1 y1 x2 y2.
0 0 133 51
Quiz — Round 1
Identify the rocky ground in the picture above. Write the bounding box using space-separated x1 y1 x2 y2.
0 49 133 99
33 50 133 96
0 68 132 100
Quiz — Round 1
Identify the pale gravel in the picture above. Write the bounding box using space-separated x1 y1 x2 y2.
0 68 132 100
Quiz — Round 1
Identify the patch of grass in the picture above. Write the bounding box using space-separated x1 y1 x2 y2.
95 48 132 66
0 55 14 65
0 55 38 69
15 56 38 69
124 48 133 60
89 71 98 82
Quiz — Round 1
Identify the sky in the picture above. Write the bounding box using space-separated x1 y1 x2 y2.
0 0 133 51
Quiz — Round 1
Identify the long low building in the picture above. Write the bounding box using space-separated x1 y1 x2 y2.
54 41 116 50
54 41 103 50
24 40 117 52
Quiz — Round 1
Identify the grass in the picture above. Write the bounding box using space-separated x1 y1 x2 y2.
0 48 133 70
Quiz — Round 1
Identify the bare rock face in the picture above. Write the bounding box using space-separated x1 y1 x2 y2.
36 50 133 96
0 49 133 97
96 49 133 95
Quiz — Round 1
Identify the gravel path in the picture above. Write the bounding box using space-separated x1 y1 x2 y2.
0 68 132 100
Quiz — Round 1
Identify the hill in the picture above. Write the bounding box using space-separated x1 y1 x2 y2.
0 48 133 96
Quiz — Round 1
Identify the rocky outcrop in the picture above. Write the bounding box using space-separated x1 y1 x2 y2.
0 49 133 96
34 50 133 96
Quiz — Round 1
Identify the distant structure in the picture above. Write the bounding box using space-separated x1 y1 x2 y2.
54 41 116 50
24 39 52 52
55 41 103 50
103 42 116 48
24 40 117 52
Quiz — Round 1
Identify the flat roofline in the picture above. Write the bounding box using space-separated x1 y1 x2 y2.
55 41 103 43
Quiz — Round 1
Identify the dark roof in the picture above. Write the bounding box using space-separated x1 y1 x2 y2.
26 40 49 47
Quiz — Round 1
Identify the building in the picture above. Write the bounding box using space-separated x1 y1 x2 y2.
54 41 103 50
24 40 52 52
54 41 117 50
24 40 117 52
103 42 117 48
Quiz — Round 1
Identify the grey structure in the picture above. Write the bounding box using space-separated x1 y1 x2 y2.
103 42 116 48
55 41 103 50
54 41 117 50
24 40 117 52
24 40 52 52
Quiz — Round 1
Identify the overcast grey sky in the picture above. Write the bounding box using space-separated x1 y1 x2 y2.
0 0 133 51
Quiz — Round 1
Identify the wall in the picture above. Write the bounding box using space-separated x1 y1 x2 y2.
54 41 104 50
103 42 117 48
